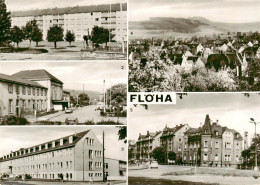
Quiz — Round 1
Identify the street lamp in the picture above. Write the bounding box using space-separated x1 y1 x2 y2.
82 138 88 181
250 118 259 171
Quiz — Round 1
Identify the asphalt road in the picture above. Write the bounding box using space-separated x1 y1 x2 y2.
128 165 260 185
48 105 126 124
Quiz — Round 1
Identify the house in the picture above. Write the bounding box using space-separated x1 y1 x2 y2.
136 131 162 160
182 115 243 168
160 124 189 162
11 69 68 111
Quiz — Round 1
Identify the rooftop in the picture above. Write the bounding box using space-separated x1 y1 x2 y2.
0 73 47 89
11 3 127 17
12 69 63 84
0 130 90 162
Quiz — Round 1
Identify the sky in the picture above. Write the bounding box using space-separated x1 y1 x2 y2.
0 126 126 161
0 62 127 93
129 93 260 147
6 0 127 11
129 0 260 23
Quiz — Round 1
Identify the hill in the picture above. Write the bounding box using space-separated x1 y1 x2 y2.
64 89 101 101
129 17 260 38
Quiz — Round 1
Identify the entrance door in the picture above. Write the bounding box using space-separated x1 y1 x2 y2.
16 100 19 116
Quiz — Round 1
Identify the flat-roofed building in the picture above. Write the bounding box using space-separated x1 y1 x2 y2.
11 3 127 43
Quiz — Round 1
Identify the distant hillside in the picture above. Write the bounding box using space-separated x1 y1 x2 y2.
130 17 260 38
130 17 208 33
64 89 100 100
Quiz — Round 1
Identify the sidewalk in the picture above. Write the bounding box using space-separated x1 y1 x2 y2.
26 111 65 123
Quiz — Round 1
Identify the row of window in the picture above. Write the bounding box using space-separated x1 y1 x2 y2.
13 161 73 171
8 84 47 96
183 154 239 162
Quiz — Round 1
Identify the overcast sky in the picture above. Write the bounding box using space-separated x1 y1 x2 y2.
6 0 127 11
0 126 126 161
129 93 260 147
0 62 127 93
129 0 260 23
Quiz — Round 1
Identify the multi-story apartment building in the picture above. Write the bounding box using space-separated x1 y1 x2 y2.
0 130 123 181
11 3 127 43
0 73 48 117
11 69 66 112
136 131 162 160
160 124 190 162
183 115 243 168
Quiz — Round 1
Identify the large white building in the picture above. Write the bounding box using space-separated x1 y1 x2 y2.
0 130 125 181
11 3 127 43
0 69 67 117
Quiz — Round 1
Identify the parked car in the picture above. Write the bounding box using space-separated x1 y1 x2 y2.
150 161 158 169
65 108 73 114
65 117 79 125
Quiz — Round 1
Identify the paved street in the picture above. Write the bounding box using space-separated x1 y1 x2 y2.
0 181 126 185
129 165 260 185
36 105 126 125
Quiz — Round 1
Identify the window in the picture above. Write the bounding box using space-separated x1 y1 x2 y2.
89 162 93 170
236 143 239 150
204 141 208 148
215 141 219 149
41 89 43 96
214 154 219 161
28 87 31 95
22 86 26 95
37 89 39 96
203 153 208 161
16 85 20 94
89 150 93 159
105 163 108 169
225 142 231 149
32 88 35 95
8 99 13 113
8 84 13 93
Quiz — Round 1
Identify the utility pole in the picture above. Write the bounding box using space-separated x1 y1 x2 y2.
103 80 106 113
250 118 259 171
103 131 105 182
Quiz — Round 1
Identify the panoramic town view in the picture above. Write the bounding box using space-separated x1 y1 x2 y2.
0 126 127 185
128 0 260 92
0 62 127 125
0 0 127 60
128 93 260 185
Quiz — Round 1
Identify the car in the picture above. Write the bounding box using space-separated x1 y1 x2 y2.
65 108 73 114
150 160 158 169
65 117 79 125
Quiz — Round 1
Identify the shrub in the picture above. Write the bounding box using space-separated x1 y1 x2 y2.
1 115 29 125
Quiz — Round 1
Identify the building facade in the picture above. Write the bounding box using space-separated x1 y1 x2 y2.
160 124 190 162
136 131 162 160
0 73 48 117
11 69 66 112
0 130 123 181
11 3 127 43
183 115 243 168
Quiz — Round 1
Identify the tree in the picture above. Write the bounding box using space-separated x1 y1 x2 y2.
65 30 75 47
0 0 11 46
118 126 127 143
168 151 176 161
106 84 127 106
32 26 43 47
151 146 166 164
23 20 41 48
10 26 24 48
78 93 90 106
47 25 64 48
91 26 114 48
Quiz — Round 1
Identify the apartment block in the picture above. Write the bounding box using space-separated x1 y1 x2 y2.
11 3 127 43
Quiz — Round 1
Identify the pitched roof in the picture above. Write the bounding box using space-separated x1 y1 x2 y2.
0 73 47 89
12 69 63 84
11 3 127 17
0 130 90 162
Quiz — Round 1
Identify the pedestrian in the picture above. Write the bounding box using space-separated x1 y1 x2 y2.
89 176 94 184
